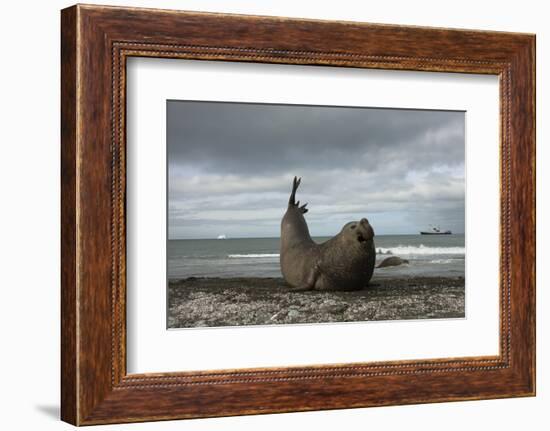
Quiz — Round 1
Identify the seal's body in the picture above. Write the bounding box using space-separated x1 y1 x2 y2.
280 177 376 291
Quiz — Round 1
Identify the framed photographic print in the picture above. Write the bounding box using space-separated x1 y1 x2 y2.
164 100 466 329
61 4 535 425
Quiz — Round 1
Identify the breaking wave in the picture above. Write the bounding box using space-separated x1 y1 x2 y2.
429 258 463 264
376 245 465 256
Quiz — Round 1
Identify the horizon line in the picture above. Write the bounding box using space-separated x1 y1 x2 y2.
169 233 465 241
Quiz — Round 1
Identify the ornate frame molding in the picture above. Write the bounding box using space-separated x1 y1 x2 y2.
61 5 535 425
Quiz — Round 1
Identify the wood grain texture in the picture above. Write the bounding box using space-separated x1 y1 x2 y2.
60 5 78 425
60 4 535 425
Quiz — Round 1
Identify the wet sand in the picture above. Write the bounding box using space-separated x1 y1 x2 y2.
167 276 465 328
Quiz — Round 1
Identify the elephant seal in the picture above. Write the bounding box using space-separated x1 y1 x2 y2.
377 256 409 268
280 177 376 291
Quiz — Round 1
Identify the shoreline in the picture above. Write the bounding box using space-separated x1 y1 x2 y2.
168 276 465 328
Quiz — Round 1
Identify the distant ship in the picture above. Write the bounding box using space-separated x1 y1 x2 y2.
216 234 227 240
420 225 452 235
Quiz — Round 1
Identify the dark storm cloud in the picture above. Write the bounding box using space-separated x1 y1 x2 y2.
167 100 465 239
168 101 464 175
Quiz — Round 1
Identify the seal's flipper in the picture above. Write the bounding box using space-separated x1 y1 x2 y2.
299 203 308 214
288 176 302 206
287 266 317 291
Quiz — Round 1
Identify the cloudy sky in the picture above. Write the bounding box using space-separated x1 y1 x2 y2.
167 100 465 239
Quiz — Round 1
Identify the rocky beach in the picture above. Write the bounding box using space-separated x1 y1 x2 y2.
167 276 465 328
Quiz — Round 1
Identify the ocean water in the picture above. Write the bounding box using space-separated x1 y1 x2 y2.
168 234 465 279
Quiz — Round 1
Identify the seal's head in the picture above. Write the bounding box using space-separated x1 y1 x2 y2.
340 218 375 248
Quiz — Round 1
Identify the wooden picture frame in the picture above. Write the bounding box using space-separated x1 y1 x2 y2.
61 4 535 425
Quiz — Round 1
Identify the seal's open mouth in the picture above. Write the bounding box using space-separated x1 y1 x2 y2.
357 233 367 243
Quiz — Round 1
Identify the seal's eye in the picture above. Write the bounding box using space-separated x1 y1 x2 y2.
350 225 356 230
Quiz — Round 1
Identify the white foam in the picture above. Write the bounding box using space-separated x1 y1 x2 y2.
376 245 465 256
429 258 461 264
